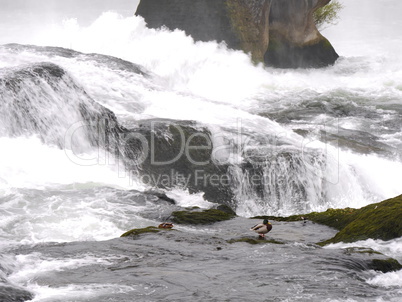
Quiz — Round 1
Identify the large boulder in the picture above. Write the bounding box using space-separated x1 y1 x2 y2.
135 0 338 67
0 285 33 302
0 61 124 150
135 0 271 62
265 0 339 68
120 119 235 204
318 194 402 244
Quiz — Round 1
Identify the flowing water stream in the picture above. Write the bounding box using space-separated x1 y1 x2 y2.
0 0 401 301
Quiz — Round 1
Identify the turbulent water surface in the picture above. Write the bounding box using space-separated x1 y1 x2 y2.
0 0 401 301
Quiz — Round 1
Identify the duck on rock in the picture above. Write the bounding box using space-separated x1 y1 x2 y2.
251 219 272 238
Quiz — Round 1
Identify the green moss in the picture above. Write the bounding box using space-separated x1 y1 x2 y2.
344 247 383 256
253 208 357 230
254 194 402 246
306 208 359 230
171 208 236 225
120 226 162 237
319 37 332 49
314 0 343 30
321 195 402 245
227 237 284 245
369 258 402 273
226 0 266 63
267 37 280 53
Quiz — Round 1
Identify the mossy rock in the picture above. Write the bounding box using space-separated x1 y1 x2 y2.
305 207 359 231
216 204 237 215
227 237 284 245
171 208 236 225
120 226 164 237
343 247 383 256
254 194 402 245
342 247 402 273
368 258 402 273
319 195 402 245
253 208 358 230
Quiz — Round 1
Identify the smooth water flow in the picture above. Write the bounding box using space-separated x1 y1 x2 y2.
0 0 401 301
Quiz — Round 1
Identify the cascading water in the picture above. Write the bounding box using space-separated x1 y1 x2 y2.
0 0 401 301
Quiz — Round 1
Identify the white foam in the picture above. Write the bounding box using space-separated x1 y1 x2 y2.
0 136 139 191
325 150 402 209
0 136 155 244
165 189 215 209
9 252 113 282
7 252 137 301
327 238 402 294
367 270 402 289
0 0 401 218
27 284 137 302
325 237 402 263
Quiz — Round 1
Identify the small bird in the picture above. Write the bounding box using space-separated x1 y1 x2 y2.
250 219 272 238
158 222 174 229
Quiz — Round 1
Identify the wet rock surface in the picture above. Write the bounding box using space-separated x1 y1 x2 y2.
8 217 400 301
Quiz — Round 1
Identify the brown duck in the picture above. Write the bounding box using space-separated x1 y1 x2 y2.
250 219 272 238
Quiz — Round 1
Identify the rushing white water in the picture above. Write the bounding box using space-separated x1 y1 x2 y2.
0 0 401 299
326 237 402 292
0 0 400 217
0 0 401 213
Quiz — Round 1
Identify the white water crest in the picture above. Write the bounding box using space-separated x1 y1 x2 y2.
326 238 402 291
0 0 401 217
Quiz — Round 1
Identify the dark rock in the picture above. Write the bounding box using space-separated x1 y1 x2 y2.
136 0 241 52
135 0 338 67
136 0 271 62
342 247 402 273
225 0 272 62
120 226 165 237
0 285 33 302
368 258 402 273
135 0 272 62
265 0 339 68
0 61 124 150
171 208 236 225
144 190 176 204
216 204 237 215
227 237 284 244
121 119 234 204
319 195 402 245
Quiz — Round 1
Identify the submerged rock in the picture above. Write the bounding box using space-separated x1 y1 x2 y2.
343 247 402 273
143 190 176 204
120 226 167 237
227 237 284 244
171 208 236 225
